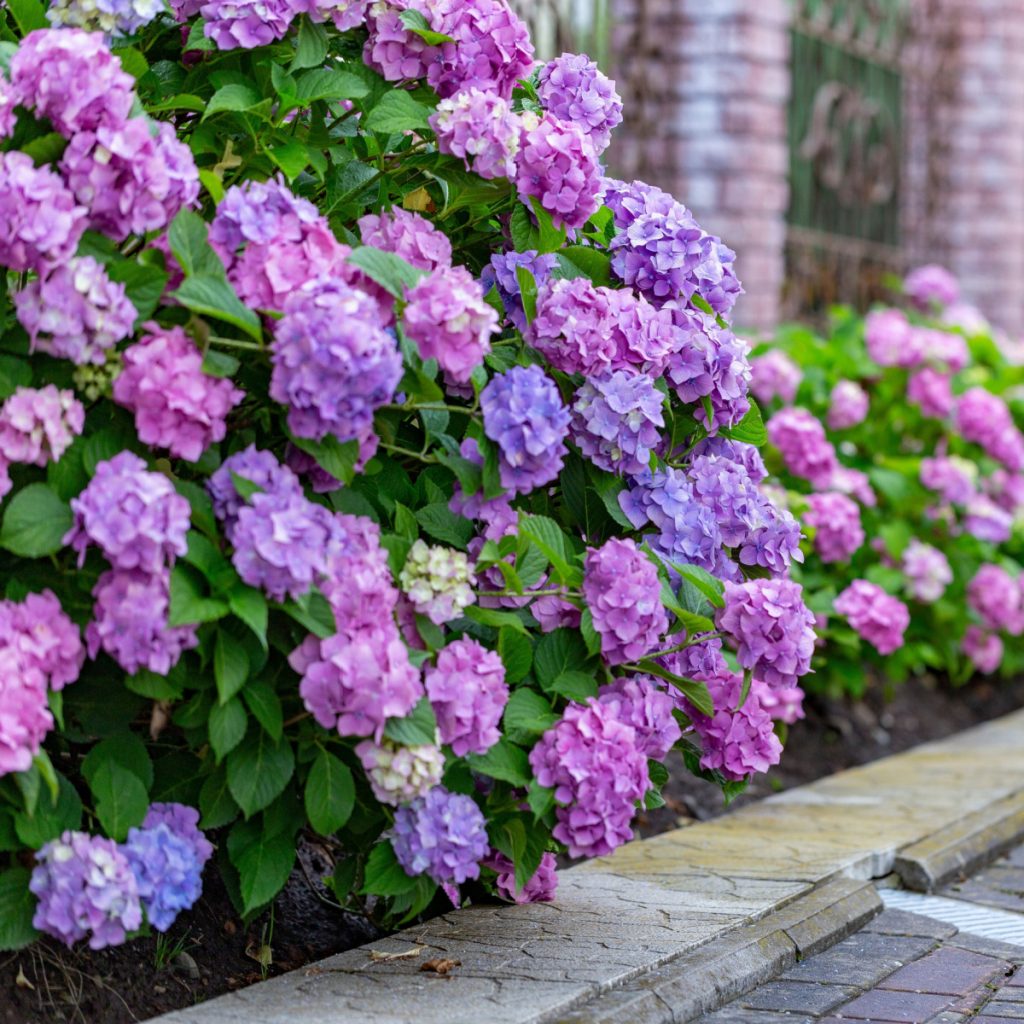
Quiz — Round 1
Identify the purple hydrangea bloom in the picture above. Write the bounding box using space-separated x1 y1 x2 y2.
865 309 921 368
967 564 1024 635
358 207 452 272
200 0 299 48
827 380 869 430
804 491 864 564
321 513 399 633
30 831 142 949
0 152 86 273
61 118 199 242
66 451 191 573
528 698 649 858
901 539 952 603
0 76 16 138
355 738 444 806
448 438 518 540
570 371 665 477
481 250 557 333
915 326 968 373
114 325 244 462
15 257 136 366
485 850 558 904
48 0 163 37
10 29 135 135
834 580 911 655
920 455 976 505
529 277 678 377
907 368 954 419
583 537 668 666
0 590 84 691
537 52 623 154
605 177 742 316
402 266 498 383
904 264 959 310
430 87 519 179
515 113 602 231
596 675 680 760
86 568 198 676
659 631 729 686
271 279 402 443
750 350 801 406
143 802 214 867
123 822 204 932
391 786 489 887
425 638 508 756
211 175 320 254
955 388 1024 472
0 646 51 776
754 679 806 725
481 364 570 494
0 385 84 467
208 445 303 537
962 626 1003 674
964 495 1013 543
689 435 767 484
766 407 838 488
230 486 344 602
305 0 368 30
293 623 423 741
717 578 816 689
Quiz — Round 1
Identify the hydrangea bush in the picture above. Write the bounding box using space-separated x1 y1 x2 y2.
0 0 813 951
754 268 1024 695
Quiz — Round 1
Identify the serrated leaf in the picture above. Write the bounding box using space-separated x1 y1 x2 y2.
90 761 149 841
304 749 355 835
288 433 359 485
243 677 283 741
362 90 432 134
518 514 579 586
556 246 612 286
0 869 38 951
347 245 424 297
204 83 263 120
398 8 456 43
294 67 369 103
167 209 222 278
291 17 329 69
209 698 247 762
360 842 418 897
81 733 153 790
5 0 46 34
720 401 767 447
498 626 532 683
467 738 530 785
635 660 714 717
172 274 262 340
229 584 268 649
0 484 72 559
534 628 590 687
14 774 82 848
169 564 229 627
383 696 437 746
226 729 295 817
215 630 249 704
503 687 555 735
414 502 473 548
228 823 296 915
515 266 537 325
465 605 529 634
549 670 598 702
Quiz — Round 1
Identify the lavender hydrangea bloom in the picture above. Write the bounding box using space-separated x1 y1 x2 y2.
391 787 489 886
901 540 952 603
272 280 402 444
0 152 87 273
515 113 602 231
208 445 303 537
865 309 922 368
399 540 476 625
358 207 452 272
964 495 1013 543
529 698 649 858
967 564 1024 635
583 538 668 666
834 580 910 655
114 326 244 462
66 451 191 573
659 631 729 686
689 435 767 484
425 638 508 756
430 87 519 179
962 626 1003 674
907 368 954 419
31 831 142 949
904 264 959 310
305 0 368 30
804 491 864 564
201 0 299 48
86 569 198 676
0 647 51 776
10 29 135 135
955 388 1024 472
321 513 400 633
123 823 204 932
481 250 558 333
766 407 838 488
211 175 320 254
143 803 214 867
0 76 16 138
571 371 665 477
717 579 816 689
481 365 570 494
596 675 681 760
827 380 869 430
537 52 623 154
0 386 84 466
0 590 84 690
750 350 801 406
402 266 498 383
355 737 444 806
48 0 163 37
920 455 977 505
15 257 136 366
61 118 199 241
486 850 558 904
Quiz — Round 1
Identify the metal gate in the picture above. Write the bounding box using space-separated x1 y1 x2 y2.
783 0 910 318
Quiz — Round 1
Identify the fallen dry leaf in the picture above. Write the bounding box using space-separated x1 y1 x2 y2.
245 942 272 969
420 958 460 976
367 945 425 963
15 966 33 990
403 186 434 213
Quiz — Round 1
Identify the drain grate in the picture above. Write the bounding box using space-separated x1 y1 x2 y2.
881 888 1024 947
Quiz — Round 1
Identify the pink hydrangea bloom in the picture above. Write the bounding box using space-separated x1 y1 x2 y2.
804 491 864 564
306 0 368 30
955 388 1024 472
358 207 452 271
321 514 400 634
113 325 243 462
0 590 84 691
425 638 508 756
766 407 838 488
827 380 869 430
0 385 84 466
596 675 681 761
750 350 801 406
901 540 952 603
904 264 959 310
961 626 1003 675
402 265 497 383
430 87 519 179
834 580 910 655
0 646 52 776
537 52 622 155
865 308 921 368
967 564 1024 635
920 455 977 505
907 368 954 419
914 326 968 372
200 0 299 48
755 680 805 725
830 466 877 507
485 850 558 904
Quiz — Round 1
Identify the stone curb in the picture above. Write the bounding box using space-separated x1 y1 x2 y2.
152 709 1024 1024
894 791 1024 892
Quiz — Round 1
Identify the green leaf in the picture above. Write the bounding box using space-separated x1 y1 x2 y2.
215 630 250 704
0 355 31 400
635 660 714 717
292 17 329 69
229 584 268 649
515 266 537 325
509 206 537 251
549 670 598 702
107 260 169 325
360 842 418 897
465 605 529 634
491 813 546 895
228 822 296 915
498 627 532 683
0 869 38 951
556 246 612 286
0 483 72 558
288 433 359 485
362 90 433 134
467 738 531 786
172 274 263 341
672 562 725 608
503 687 556 735
305 749 355 835
5 0 47 34
280 590 335 638
324 160 379 214
90 760 149 841
294 67 369 104
169 563 229 626
21 132 67 166
14 773 82 848
534 628 590 687
81 733 153 790
243 677 283 741
527 196 568 253
167 209 222 278
199 767 239 829
526 781 555 819
579 608 601 657
720 401 767 447
518 514 580 585
226 728 295 817
414 502 473 548
267 137 309 181
204 83 263 120
347 245 424 297
209 698 247 762
398 8 456 43
659 579 715 636
383 696 437 746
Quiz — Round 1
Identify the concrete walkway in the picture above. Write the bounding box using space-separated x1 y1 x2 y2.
154 710 1024 1024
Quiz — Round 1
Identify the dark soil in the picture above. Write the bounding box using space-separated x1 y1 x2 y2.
3 673 1022 1024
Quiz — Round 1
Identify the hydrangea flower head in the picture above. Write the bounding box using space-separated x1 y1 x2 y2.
967 564 1024 635
123 822 204 932
0 386 84 466
827 380 869 430
955 388 1024 472
31 831 142 949
207 445 302 537
962 626 1003 675
305 0 368 31
920 455 977 505
865 309 920 368
200 0 298 48
481 250 558 333
425 638 508 756
750 350 801 406
48 0 163 37
399 540 476 625
143 802 214 867
904 264 959 310
481 365 570 494
907 368 954 419
537 52 623 154
355 737 445 806
767 407 838 488
430 88 519 179
486 850 558 904
358 207 452 273
596 675 680 760
0 590 84 691
833 580 911 655
804 491 864 564
583 537 667 666
0 646 51 775
114 325 243 462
